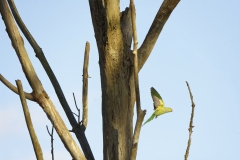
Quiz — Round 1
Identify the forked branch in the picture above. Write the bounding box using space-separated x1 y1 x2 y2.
6 0 94 159
72 93 81 124
185 81 196 160
0 1 85 159
46 125 55 160
16 80 43 160
0 74 35 101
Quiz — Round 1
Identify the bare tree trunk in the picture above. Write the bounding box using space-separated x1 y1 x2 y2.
88 0 180 159
1 0 180 159
89 1 136 159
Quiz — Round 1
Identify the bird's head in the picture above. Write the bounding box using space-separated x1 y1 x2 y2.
165 107 173 113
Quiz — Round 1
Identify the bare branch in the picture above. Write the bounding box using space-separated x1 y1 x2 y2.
46 125 55 160
16 80 43 160
72 111 79 118
185 81 196 160
130 0 146 159
130 110 146 160
0 74 35 101
138 0 180 70
73 93 81 124
82 42 90 128
6 0 94 159
130 0 140 115
0 1 85 159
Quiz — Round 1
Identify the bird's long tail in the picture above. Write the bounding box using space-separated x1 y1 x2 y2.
142 113 155 126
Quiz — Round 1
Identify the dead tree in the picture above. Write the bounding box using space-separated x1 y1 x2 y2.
0 0 180 159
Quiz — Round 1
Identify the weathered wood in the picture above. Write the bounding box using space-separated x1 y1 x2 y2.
16 80 44 160
130 0 146 159
82 42 90 129
88 0 180 159
6 0 94 159
0 1 85 159
89 0 135 159
138 0 180 70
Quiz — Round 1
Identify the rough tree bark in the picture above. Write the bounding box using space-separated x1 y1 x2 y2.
1 0 180 159
88 0 180 159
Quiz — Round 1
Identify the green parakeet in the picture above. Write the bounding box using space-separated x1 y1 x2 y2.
142 87 172 126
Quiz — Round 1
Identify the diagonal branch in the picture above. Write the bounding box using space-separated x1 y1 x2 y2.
185 81 196 160
0 1 85 159
0 74 35 101
138 0 180 70
6 0 94 159
82 42 90 129
130 0 146 159
16 80 43 160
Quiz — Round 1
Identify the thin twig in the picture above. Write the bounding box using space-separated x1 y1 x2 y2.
130 0 146 159
82 42 90 129
185 81 196 160
6 0 94 159
46 125 54 160
0 74 35 101
16 80 43 160
72 112 79 117
73 93 81 124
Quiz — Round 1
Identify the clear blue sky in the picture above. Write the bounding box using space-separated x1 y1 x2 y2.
1 1 240 160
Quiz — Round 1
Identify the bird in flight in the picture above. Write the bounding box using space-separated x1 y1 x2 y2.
142 87 173 126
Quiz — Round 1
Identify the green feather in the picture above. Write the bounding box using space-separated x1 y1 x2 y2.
151 87 164 110
151 87 162 101
142 112 155 126
142 87 173 127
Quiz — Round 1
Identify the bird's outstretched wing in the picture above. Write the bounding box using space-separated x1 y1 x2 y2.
151 87 164 110
142 87 172 127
